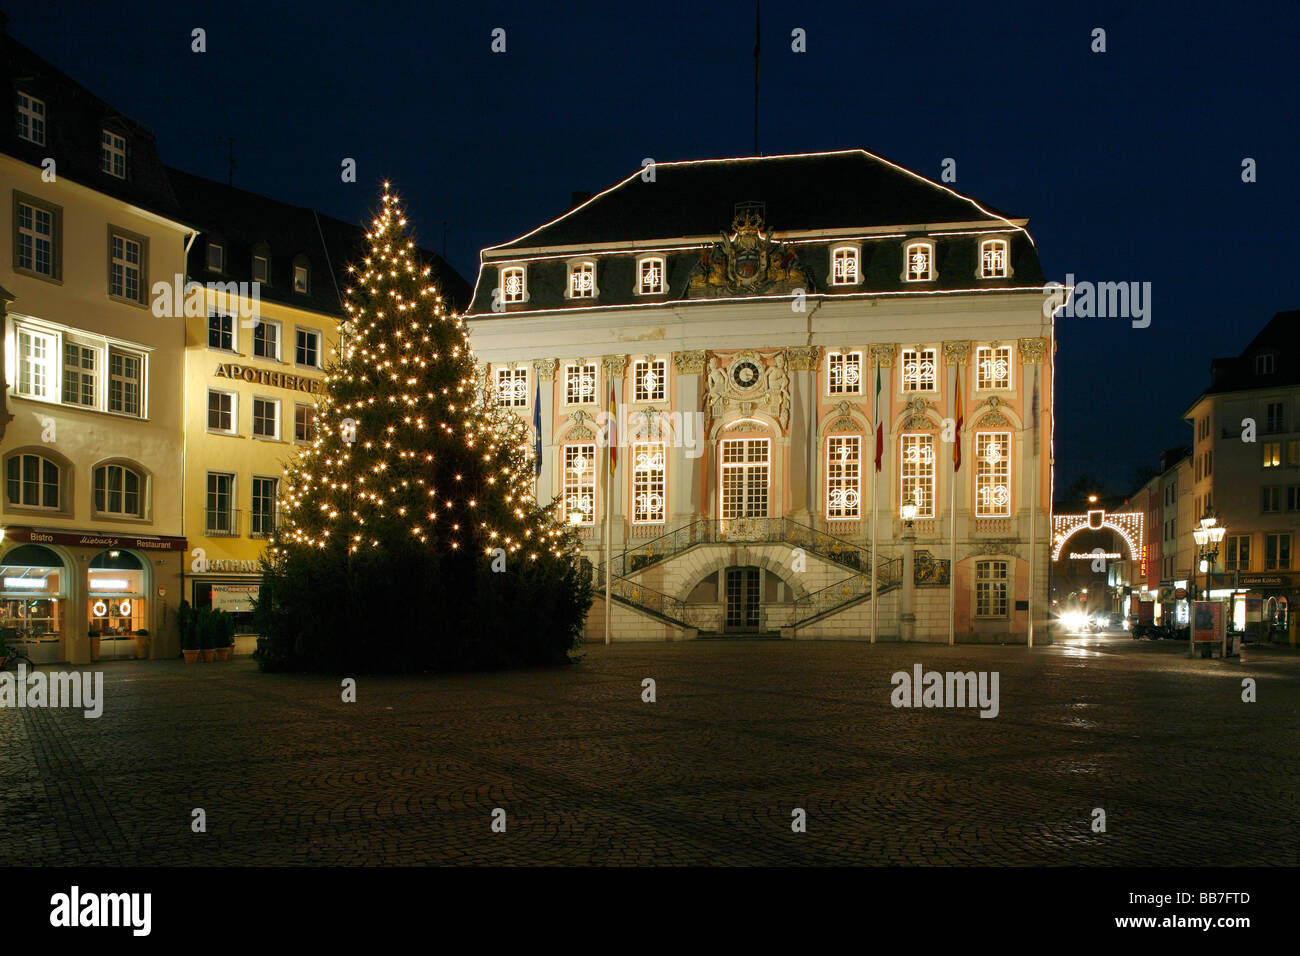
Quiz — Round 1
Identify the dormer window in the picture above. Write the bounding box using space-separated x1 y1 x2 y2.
831 246 860 286
903 241 934 282
979 239 1009 279
500 265 526 304
637 257 665 295
293 258 310 295
1256 353 1276 375
568 261 596 299
100 130 126 178
252 254 269 284
206 241 224 273
15 91 46 145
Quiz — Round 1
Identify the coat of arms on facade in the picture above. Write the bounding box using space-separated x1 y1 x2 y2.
688 202 808 298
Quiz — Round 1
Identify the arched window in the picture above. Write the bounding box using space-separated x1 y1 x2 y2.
93 462 145 518
903 240 935 282
826 434 862 520
5 452 61 509
979 238 1009 278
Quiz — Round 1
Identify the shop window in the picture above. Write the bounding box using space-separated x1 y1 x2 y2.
1 544 66 659
87 549 145 657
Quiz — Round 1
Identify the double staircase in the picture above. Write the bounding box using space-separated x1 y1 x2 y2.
592 518 902 635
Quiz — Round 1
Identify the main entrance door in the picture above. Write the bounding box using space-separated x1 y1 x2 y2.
724 566 762 633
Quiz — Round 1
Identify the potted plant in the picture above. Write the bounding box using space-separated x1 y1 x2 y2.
199 609 217 662
89 626 101 662
214 611 235 661
134 628 149 660
181 604 200 664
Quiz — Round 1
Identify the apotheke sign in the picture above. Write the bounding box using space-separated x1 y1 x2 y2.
214 363 323 395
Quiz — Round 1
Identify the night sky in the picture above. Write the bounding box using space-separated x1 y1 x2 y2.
11 0 1297 496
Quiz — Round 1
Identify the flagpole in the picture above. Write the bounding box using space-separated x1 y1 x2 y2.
1028 366 1040 649
604 463 612 646
870 435 878 645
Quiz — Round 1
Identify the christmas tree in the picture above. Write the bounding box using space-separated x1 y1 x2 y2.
255 184 591 672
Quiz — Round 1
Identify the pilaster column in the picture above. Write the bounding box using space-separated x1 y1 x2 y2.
786 346 820 526
532 359 557 505
672 351 706 528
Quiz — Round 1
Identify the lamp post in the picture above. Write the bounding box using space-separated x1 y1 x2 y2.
1191 510 1226 657
900 500 918 642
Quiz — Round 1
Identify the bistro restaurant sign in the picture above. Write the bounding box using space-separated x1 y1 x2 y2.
215 363 323 395
4 528 187 552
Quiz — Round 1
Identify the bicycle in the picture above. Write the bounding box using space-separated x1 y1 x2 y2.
0 625 36 672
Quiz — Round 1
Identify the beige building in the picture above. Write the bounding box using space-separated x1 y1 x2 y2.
1 28 193 662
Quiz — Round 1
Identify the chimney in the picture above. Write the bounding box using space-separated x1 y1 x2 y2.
570 190 591 209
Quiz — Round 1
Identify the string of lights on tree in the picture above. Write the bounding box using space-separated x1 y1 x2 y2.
268 184 575 565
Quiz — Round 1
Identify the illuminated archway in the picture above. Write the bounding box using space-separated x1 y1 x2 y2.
1051 509 1143 562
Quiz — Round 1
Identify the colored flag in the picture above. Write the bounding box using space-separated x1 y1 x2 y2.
953 366 964 471
874 361 884 472
608 383 618 475
1031 366 1041 457
532 379 542 478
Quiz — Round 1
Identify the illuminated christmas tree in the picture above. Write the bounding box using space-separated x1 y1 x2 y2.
255 184 590 672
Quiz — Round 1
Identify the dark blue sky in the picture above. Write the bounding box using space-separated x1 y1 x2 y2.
12 0 1297 495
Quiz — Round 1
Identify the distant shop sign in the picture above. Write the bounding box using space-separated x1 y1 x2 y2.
3 527 187 551
1239 574 1292 588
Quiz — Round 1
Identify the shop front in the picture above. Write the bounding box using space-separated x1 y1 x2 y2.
188 557 262 655
0 528 186 663
1237 574 1294 642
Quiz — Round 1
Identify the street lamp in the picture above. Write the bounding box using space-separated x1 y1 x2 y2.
1191 511 1226 601
900 501 918 529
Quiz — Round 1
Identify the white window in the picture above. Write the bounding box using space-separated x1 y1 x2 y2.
496 367 528 407
900 348 937 392
637 257 665 295
501 266 526 303
252 254 270 283
15 91 46 145
975 345 1012 390
565 362 597 405
206 472 236 535
633 359 667 403
93 463 143 518
251 476 279 536
208 312 235 351
826 435 861 519
720 438 769 519
975 432 1011 517
5 453 60 509
293 263 310 294
827 351 863 395
253 319 280 360
62 342 96 407
107 349 143 417
564 443 597 525
632 441 666 524
295 327 321 367
294 403 317 444
904 241 934 281
980 239 1009 278
831 246 859 285
901 433 935 518
1255 353 1276 375
16 327 57 399
16 198 57 277
568 261 596 298
206 241 224 272
109 231 144 302
252 397 280 439
100 130 126 178
975 560 1009 618
208 389 236 434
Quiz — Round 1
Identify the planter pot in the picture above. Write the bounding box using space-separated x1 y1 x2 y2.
215 647 231 661
90 637 101 662
201 649 216 663
134 637 148 659
183 649 199 663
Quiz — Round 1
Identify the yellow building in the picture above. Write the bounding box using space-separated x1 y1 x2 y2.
166 170 469 651
1 30 193 663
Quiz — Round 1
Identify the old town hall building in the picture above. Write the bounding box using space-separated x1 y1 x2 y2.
465 150 1056 643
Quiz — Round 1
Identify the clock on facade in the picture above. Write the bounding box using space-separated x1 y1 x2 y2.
731 360 762 390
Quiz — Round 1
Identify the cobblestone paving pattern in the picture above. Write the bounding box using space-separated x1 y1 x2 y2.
1 635 1296 865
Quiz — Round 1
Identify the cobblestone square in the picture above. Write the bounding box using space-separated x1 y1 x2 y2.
2 635 1296 866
